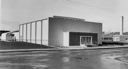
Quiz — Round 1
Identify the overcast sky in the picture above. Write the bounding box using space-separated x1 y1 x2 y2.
1 0 128 32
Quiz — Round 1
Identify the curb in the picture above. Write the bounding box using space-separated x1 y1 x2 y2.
0 45 128 52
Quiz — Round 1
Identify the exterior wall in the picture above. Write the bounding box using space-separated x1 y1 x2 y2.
23 24 26 42
120 35 128 42
19 16 102 46
102 36 113 42
13 32 19 41
19 19 49 45
63 32 69 46
6 33 15 41
42 19 49 45
1 32 19 41
19 25 23 41
49 16 102 46
113 35 128 42
113 36 120 41
27 23 31 42
1 33 8 41
36 21 41 44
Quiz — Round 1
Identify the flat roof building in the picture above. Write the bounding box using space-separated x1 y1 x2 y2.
113 35 128 43
19 16 102 47
1 30 19 42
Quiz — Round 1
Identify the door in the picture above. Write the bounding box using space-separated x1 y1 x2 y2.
80 36 92 46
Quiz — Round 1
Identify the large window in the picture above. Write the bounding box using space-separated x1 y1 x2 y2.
80 36 92 46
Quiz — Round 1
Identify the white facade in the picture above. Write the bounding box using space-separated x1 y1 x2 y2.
48 16 102 47
13 32 19 41
19 16 102 47
1 32 8 41
113 36 120 41
1 31 19 41
113 35 128 42
63 32 69 46
19 19 49 45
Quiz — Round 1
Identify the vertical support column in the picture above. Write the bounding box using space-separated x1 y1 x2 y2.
19 25 20 41
91 36 93 45
63 32 69 46
41 20 43 45
26 24 27 42
122 16 124 35
22 24 24 42
22 24 24 41
30 23 32 43
35 21 37 44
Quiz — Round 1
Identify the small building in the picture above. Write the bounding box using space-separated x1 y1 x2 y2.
10 30 19 41
19 16 102 47
102 35 113 42
1 30 19 41
0 30 10 40
1 32 9 41
1 32 15 41
113 35 128 42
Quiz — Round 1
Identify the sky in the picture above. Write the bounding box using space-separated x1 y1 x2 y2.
0 0 128 32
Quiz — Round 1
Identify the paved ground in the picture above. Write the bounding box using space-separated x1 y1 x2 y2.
0 45 128 53
0 48 128 69
0 41 128 52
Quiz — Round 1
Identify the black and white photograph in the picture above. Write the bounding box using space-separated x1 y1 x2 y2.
0 0 128 69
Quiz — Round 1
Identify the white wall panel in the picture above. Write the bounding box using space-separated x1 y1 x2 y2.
23 24 26 42
19 19 49 45
63 32 69 46
36 21 41 44
31 22 35 43
19 25 23 41
1 33 8 41
27 24 30 43
13 32 19 41
42 19 49 45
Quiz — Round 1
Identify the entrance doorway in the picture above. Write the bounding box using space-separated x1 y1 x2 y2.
80 36 92 46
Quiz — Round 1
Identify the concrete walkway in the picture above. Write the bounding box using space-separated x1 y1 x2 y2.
0 45 128 52
58 45 128 50
0 48 60 52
